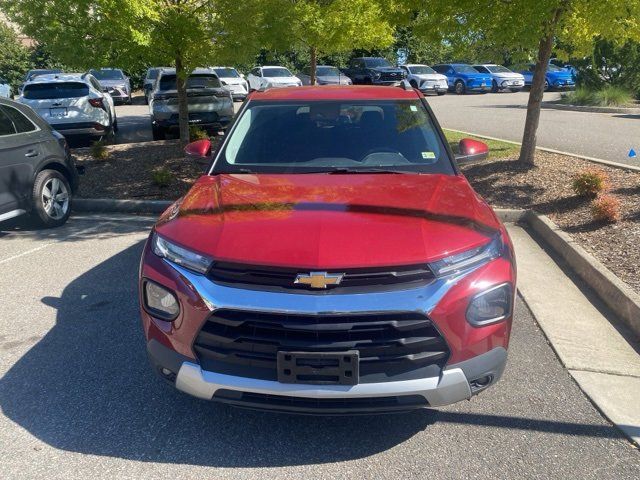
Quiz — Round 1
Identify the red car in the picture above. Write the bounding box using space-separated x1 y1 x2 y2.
139 84 516 414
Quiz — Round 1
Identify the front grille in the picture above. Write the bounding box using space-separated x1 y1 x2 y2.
207 261 434 293
379 72 402 82
193 310 450 383
213 390 428 414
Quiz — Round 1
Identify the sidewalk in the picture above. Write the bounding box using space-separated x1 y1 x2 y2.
508 224 640 445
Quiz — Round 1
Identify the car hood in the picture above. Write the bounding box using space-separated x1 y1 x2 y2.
155 174 502 269
371 66 404 74
99 79 128 87
414 74 448 81
264 76 300 84
492 72 524 80
219 77 245 85
548 70 573 79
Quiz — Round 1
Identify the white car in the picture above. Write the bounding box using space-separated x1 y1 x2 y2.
400 64 448 95
472 64 525 92
18 73 117 142
0 77 10 98
246 66 302 91
211 67 249 101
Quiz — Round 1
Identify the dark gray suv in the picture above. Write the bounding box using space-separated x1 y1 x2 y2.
0 97 80 227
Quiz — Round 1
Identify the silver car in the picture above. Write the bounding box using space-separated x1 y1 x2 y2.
297 66 352 86
143 67 169 104
0 77 10 98
89 68 132 104
0 97 80 227
211 67 249 101
149 68 234 140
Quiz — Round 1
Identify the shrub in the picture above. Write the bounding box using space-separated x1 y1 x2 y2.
151 168 173 187
189 125 209 141
591 194 621 223
90 140 110 160
572 168 609 198
561 86 633 107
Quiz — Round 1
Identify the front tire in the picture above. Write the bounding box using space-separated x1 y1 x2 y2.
454 80 466 95
437 91 446 96
31 170 72 228
491 80 499 93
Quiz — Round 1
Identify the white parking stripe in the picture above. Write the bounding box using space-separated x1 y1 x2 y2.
0 242 55 265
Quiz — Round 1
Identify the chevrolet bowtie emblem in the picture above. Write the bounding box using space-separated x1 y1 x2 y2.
294 271 345 289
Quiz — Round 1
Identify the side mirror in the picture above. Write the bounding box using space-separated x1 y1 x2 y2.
240 73 245 78
184 139 212 167
456 138 489 164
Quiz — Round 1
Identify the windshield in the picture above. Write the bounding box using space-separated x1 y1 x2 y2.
147 69 160 80
316 67 340 77
23 82 89 99
91 69 125 80
214 68 240 78
214 100 454 175
486 65 512 73
409 66 436 75
262 68 293 78
454 65 479 74
547 64 564 72
364 58 392 68
159 74 222 90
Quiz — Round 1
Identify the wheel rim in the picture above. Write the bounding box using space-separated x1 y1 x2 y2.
456 82 463 94
42 178 69 220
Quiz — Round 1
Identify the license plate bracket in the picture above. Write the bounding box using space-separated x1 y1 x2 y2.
277 351 359 385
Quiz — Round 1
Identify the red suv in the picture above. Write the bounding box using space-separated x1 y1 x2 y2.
139 84 516 414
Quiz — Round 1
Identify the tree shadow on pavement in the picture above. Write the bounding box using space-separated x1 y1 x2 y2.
0 242 626 468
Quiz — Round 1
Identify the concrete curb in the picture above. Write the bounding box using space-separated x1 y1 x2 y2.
523 211 640 339
446 128 640 172
495 208 640 339
542 101 640 115
73 198 172 214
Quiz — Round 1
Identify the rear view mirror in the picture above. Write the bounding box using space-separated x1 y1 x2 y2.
456 138 489 164
184 139 212 167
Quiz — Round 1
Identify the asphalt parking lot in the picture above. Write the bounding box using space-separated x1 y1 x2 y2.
113 90 639 167
0 215 638 479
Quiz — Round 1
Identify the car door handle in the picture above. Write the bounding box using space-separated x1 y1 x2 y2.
24 150 39 158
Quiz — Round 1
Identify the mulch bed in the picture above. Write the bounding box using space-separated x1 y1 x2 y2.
72 143 640 294
73 140 210 201
461 151 640 293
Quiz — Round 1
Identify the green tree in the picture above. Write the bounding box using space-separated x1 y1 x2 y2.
262 0 395 84
1 0 262 144
0 20 31 92
410 0 640 165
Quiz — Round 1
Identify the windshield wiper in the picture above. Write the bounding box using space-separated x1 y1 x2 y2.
325 168 414 174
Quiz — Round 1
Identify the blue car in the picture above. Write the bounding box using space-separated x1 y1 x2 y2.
431 64 493 94
519 63 575 90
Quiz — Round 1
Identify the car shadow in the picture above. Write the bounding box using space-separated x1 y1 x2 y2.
0 241 626 468
0 241 437 467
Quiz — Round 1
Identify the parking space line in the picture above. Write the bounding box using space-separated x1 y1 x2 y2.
0 242 55 265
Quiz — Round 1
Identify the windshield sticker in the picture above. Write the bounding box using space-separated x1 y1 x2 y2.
422 151 436 159
410 105 418 112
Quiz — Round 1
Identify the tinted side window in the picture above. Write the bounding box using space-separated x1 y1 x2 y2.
2 105 37 133
0 108 16 136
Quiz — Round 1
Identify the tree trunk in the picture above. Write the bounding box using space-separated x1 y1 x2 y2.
519 8 564 166
175 55 190 146
310 46 317 85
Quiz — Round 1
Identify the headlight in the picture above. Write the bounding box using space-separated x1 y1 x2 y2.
466 283 513 326
151 232 212 274
143 280 180 320
373 72 381 79
429 235 503 277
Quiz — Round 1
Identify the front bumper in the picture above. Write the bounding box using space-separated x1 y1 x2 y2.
149 339 507 413
419 84 448 94
52 122 108 137
153 112 233 131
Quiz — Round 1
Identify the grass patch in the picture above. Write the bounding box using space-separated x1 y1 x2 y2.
443 129 519 159
560 86 633 107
